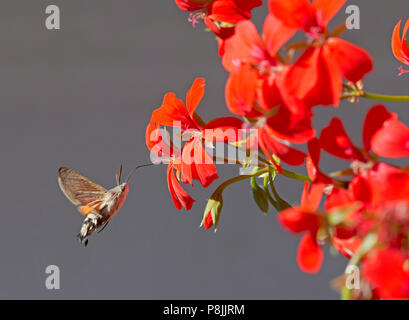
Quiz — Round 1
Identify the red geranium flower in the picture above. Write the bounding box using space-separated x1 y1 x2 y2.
146 121 196 210
175 0 262 25
146 78 243 209
269 0 373 107
320 105 396 163
175 0 262 54
278 182 325 273
392 18 409 75
223 16 315 168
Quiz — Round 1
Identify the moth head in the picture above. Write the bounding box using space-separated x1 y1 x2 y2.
119 183 129 194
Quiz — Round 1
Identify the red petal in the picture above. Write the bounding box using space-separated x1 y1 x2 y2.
260 127 307 166
208 0 262 24
349 173 372 204
204 116 243 130
152 92 199 130
297 233 324 274
167 164 195 210
320 118 365 161
312 0 346 26
145 120 160 152
363 249 409 299
181 139 219 188
203 117 243 143
307 138 332 183
262 14 296 58
324 38 373 82
401 19 409 64
203 210 214 230
225 65 259 116
264 103 316 144
204 17 235 41
365 163 409 206
362 104 396 153
301 182 324 212
269 0 317 32
181 140 195 186
371 119 409 158
283 47 342 107
392 19 409 65
174 0 207 11
278 206 322 234
222 20 265 72
332 236 361 259
186 78 206 115
325 187 354 211
392 20 404 63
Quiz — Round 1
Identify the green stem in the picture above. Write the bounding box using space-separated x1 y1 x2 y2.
214 167 311 197
215 168 269 194
362 91 409 102
281 169 311 183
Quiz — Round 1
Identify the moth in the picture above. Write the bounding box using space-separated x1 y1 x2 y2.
58 166 129 246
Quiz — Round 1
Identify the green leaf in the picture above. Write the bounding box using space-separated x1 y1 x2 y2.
251 176 269 214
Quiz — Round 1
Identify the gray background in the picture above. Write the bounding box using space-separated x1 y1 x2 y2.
0 0 408 299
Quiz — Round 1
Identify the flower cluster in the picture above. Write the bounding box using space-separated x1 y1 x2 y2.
146 0 409 299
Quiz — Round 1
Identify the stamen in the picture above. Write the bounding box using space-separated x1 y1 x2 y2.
188 12 204 28
398 65 409 76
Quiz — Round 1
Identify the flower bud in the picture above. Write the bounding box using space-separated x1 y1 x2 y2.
201 195 223 231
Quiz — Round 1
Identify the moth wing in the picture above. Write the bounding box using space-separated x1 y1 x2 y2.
58 167 108 209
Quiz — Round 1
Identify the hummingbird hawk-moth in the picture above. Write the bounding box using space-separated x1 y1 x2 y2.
58 166 129 246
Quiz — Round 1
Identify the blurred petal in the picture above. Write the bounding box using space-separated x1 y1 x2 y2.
297 233 324 274
262 14 296 57
301 182 324 212
222 20 265 72
313 0 346 26
307 138 332 183
269 0 317 31
363 104 396 153
332 236 361 259
278 206 322 234
363 249 409 299
371 119 409 158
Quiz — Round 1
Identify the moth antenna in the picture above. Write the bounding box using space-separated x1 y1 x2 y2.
125 163 155 184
